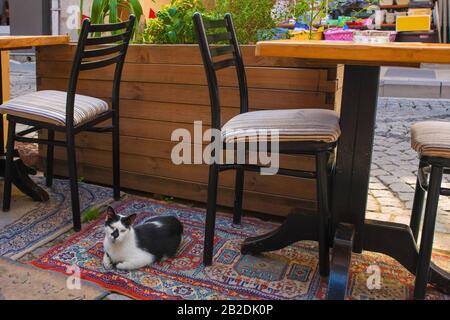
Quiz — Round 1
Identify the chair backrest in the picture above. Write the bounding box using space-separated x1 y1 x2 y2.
193 12 248 130
66 15 136 127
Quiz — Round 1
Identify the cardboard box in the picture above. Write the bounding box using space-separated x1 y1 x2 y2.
396 15 431 32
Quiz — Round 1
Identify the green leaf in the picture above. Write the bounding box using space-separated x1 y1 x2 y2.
82 206 101 223
90 0 105 24
167 30 177 43
109 0 119 23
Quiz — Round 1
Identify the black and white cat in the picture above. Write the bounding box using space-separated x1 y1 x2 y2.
103 206 183 271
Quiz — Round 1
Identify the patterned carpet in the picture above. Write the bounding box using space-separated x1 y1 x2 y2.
31 197 450 300
0 178 114 259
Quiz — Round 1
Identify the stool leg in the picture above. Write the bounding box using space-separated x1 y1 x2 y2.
203 164 219 266
414 165 443 299
316 151 330 276
232 165 244 225
3 120 16 211
410 174 425 241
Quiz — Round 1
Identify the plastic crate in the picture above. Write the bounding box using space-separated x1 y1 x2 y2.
324 28 354 41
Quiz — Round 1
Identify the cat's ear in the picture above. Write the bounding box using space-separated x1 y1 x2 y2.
122 214 137 228
105 206 118 222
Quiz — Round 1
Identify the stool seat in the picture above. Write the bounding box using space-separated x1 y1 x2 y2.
411 121 450 158
221 109 341 143
0 90 109 126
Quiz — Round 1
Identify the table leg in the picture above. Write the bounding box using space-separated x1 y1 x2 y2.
328 65 450 298
363 219 450 295
327 223 354 300
327 65 380 299
0 50 49 202
241 210 318 255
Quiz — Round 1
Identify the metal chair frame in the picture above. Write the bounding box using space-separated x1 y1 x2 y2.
2 16 136 231
193 12 337 276
409 155 450 299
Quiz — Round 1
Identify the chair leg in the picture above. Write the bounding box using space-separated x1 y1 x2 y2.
112 110 120 201
414 165 443 300
410 173 425 242
0 113 4 156
3 120 16 211
316 151 330 277
204 164 219 266
232 165 244 225
66 131 81 231
46 129 55 187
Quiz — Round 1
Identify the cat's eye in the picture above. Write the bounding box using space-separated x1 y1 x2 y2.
120 230 126 233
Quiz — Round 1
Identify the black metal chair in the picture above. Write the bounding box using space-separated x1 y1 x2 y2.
409 121 450 299
193 12 341 276
0 16 135 231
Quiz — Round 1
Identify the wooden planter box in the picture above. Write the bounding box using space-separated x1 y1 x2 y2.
36 44 343 217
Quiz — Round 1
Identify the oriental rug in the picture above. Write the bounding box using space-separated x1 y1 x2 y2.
0 177 114 259
31 197 450 300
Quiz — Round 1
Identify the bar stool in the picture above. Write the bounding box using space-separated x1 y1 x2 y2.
410 121 450 299
0 16 135 231
193 12 341 277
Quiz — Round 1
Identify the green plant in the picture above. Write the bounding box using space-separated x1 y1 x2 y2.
82 206 101 223
90 0 144 39
213 0 276 44
285 0 328 39
143 0 217 44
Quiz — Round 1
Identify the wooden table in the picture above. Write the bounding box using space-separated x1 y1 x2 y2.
242 40 450 299
0 35 69 202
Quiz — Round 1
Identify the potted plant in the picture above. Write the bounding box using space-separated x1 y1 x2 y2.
143 0 278 44
143 0 217 44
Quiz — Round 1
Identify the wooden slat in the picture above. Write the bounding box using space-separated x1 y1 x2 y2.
38 78 332 109
49 130 315 171
36 61 337 92
37 44 340 68
49 160 316 216
48 148 316 200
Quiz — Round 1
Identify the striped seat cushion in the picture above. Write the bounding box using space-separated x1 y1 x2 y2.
411 121 450 159
221 109 341 143
0 90 109 126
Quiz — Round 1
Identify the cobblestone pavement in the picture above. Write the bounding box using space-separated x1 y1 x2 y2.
368 98 450 250
8 63 450 251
